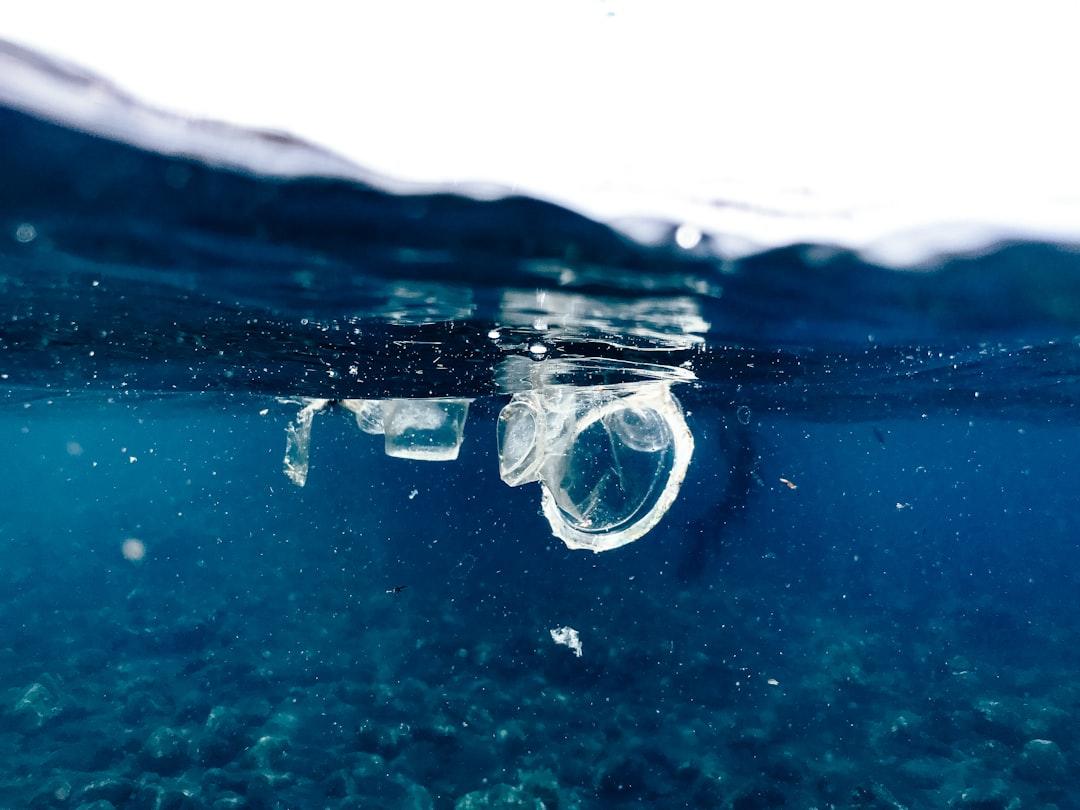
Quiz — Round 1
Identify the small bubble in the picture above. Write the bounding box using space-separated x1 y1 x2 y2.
674 223 702 250
14 223 37 244
65 441 83 456
736 405 751 425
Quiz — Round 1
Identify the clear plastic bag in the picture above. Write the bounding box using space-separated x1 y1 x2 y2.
498 382 693 552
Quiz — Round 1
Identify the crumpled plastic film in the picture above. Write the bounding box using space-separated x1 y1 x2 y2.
498 382 693 552
340 399 385 435
282 398 330 487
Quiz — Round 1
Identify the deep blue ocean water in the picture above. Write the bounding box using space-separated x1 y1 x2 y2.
3 101 1080 810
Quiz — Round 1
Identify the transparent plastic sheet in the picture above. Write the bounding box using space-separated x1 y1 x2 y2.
497 382 693 552
340 399 385 435
281 398 330 487
282 384 691 551
282 398 472 486
381 399 471 461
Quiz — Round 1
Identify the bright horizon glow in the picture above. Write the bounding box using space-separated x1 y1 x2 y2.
3 1 1080 263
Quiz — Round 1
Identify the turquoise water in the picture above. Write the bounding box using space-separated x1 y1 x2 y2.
3 102 1080 809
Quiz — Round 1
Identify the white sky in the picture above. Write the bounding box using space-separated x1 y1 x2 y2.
3 1 1080 260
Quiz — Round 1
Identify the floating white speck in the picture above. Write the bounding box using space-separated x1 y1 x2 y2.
674 223 702 250
528 343 548 357
258 408 269 416
767 678 780 686
128 456 138 463
550 626 583 657
14 223 37 244
487 329 501 340
408 489 418 500
122 538 145 561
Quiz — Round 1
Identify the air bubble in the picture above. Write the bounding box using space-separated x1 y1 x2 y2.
674 223 702 250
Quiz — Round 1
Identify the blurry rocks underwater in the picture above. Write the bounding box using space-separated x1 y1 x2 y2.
1 536 1077 809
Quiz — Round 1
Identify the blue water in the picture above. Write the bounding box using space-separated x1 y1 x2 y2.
3 104 1080 809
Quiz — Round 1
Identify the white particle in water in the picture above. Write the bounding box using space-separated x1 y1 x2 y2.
528 343 548 357
122 538 146 561
487 329 500 340
408 489 418 500
674 223 702 250
14 223 37 243
550 626 583 658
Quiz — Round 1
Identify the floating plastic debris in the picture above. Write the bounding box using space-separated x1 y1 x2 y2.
284 398 472 487
549 626 583 657
340 399 385 434
282 398 330 487
498 381 694 552
344 398 471 459
382 399 471 461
